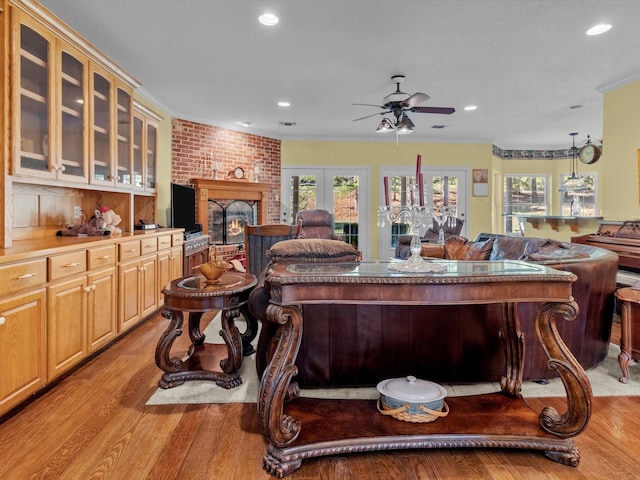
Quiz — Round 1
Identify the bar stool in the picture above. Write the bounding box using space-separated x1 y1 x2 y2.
614 287 640 383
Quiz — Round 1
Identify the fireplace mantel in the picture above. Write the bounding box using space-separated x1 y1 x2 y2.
191 178 270 235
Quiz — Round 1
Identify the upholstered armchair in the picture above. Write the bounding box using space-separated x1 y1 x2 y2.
297 209 344 241
394 216 464 259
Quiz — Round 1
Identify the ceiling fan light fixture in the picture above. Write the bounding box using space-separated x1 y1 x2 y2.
396 115 415 134
376 118 394 133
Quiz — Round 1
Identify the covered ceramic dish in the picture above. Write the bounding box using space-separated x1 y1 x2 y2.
377 375 448 422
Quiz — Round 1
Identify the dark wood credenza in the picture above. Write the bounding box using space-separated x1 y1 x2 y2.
258 260 592 477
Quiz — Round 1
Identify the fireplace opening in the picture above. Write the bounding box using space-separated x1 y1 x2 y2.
208 200 256 245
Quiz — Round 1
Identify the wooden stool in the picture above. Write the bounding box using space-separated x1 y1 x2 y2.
614 287 640 383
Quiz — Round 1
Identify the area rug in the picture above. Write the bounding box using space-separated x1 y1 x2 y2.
146 314 639 405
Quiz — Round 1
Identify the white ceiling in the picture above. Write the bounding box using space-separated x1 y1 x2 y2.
38 0 640 151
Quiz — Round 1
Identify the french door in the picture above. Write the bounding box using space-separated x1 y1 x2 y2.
378 167 468 258
281 167 371 258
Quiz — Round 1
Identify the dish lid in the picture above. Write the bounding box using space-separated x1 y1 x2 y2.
376 375 447 403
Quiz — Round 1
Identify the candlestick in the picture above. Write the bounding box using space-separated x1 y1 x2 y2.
418 173 424 206
416 154 422 178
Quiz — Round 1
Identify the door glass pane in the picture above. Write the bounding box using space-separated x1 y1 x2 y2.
116 88 131 185
92 72 111 181
60 51 84 177
146 123 157 189
333 175 359 248
132 116 143 187
19 24 49 171
289 175 317 225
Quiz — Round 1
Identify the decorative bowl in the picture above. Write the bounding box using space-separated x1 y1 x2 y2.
196 260 232 282
376 375 448 422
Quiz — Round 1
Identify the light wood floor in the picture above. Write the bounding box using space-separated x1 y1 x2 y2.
0 314 637 480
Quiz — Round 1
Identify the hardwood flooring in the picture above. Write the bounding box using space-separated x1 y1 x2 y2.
0 314 637 480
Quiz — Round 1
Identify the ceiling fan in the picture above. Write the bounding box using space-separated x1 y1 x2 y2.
353 75 455 133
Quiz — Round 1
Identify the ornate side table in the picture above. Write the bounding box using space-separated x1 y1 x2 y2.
155 272 257 389
615 287 640 383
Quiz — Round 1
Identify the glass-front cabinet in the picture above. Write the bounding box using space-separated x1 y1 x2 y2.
57 44 89 180
132 103 161 193
13 14 88 182
89 65 113 185
116 86 133 187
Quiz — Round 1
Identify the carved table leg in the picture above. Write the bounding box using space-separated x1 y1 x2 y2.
239 303 259 356
499 302 525 397
155 308 186 388
219 308 243 374
259 303 303 476
619 300 632 384
535 301 592 442
188 311 205 345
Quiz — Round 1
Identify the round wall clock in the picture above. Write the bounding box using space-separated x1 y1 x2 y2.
578 143 601 164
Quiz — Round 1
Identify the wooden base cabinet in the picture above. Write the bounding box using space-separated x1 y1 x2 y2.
0 289 47 414
118 254 158 334
47 276 88 380
87 267 117 352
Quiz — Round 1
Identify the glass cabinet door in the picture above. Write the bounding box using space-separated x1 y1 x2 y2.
15 22 54 176
132 114 143 188
116 87 132 186
57 45 88 181
90 68 113 184
145 122 157 190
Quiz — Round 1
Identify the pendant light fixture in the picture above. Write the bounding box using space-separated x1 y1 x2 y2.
558 132 590 192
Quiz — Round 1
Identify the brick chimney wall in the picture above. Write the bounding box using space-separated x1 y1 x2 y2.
171 118 282 223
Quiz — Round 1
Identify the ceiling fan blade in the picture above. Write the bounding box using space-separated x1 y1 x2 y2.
401 92 430 108
353 111 390 122
352 103 387 108
411 106 455 115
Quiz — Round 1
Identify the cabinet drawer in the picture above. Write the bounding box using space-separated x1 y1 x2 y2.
0 259 47 297
49 251 87 281
157 234 172 251
119 241 141 261
172 233 184 247
141 237 158 254
88 245 117 270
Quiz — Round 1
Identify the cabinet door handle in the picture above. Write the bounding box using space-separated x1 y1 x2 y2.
84 286 92 293
17 272 37 279
98 255 111 260
0 317 5 326
127 248 137 252
63 262 80 268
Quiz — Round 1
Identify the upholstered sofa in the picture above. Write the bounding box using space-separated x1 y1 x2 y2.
250 234 618 388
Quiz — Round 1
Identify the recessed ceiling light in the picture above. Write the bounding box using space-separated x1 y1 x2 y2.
259 13 279 26
238 121 251 127
587 24 612 36
277 101 290 107
464 105 477 111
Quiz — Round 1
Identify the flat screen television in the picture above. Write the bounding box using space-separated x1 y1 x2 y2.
171 183 201 234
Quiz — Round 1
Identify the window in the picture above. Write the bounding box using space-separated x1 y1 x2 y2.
503 175 549 234
559 173 598 217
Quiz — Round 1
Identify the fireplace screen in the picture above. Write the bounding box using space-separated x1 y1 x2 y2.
208 200 256 245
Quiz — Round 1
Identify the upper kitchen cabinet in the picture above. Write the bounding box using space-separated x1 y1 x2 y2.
12 11 88 183
9 0 140 188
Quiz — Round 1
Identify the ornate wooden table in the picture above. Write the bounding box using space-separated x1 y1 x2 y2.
155 272 256 389
258 260 592 477
614 287 640 383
